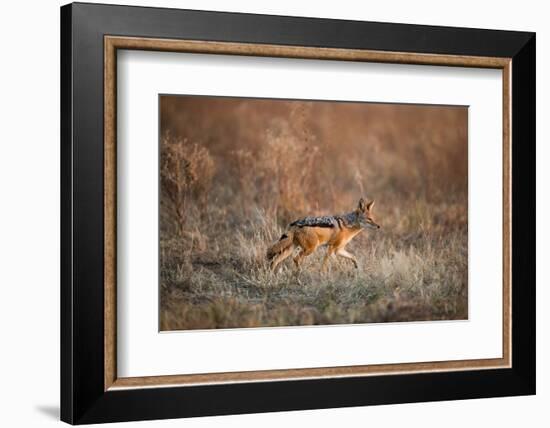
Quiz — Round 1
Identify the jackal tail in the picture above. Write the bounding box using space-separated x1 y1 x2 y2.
266 230 294 261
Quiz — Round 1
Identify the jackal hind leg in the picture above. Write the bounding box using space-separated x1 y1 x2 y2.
293 246 316 269
270 246 294 272
336 247 359 269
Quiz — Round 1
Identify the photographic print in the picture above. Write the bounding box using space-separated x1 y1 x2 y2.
159 95 468 331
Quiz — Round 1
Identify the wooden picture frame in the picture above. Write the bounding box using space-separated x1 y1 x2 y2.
61 2 535 424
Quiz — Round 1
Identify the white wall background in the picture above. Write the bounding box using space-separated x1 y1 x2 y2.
0 0 546 426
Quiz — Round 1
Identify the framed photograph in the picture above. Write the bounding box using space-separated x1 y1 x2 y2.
61 2 535 424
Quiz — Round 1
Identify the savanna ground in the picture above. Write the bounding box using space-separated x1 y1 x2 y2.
159 96 468 331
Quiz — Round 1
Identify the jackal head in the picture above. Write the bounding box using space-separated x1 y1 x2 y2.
356 198 380 230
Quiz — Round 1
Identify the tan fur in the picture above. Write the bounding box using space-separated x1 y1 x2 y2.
266 234 293 260
266 198 380 272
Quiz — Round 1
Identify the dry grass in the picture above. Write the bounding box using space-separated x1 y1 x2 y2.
159 97 468 331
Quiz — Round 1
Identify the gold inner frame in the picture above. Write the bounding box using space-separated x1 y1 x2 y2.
104 35 512 391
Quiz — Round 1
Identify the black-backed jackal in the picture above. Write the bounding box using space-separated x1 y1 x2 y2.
266 198 380 271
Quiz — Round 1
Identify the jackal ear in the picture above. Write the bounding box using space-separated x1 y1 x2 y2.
366 200 375 211
358 198 367 211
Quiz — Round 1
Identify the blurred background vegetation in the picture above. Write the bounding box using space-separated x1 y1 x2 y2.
159 95 468 330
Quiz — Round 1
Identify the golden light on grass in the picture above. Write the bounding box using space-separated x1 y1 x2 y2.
159 96 468 331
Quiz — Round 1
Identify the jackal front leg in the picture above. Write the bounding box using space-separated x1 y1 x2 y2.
336 248 359 269
321 247 336 272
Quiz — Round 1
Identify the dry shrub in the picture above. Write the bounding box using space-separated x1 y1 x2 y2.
160 133 215 234
233 104 320 224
